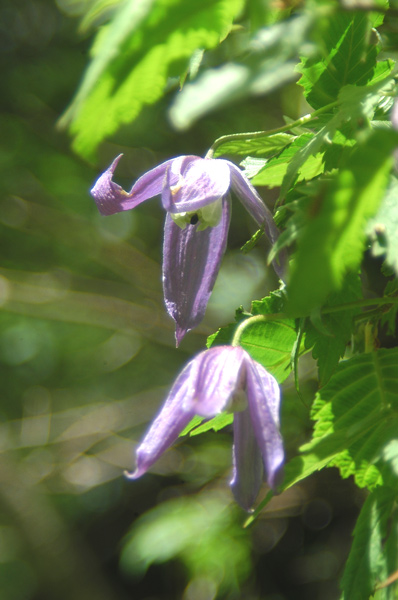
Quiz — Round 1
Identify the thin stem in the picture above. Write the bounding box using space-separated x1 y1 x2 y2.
206 101 339 159
231 295 398 346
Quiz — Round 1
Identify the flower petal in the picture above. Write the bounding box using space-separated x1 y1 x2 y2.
90 154 175 216
127 360 199 479
162 157 231 213
230 408 264 510
163 196 231 346
185 346 246 417
228 161 286 279
245 359 284 490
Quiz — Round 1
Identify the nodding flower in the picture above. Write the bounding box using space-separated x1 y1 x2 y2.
91 154 285 345
126 345 284 511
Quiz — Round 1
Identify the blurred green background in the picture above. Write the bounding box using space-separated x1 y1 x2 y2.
0 2 365 599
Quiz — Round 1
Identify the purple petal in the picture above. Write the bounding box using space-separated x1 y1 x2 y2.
90 154 175 216
245 358 284 491
230 408 264 510
228 161 286 279
163 196 231 346
162 157 231 213
185 346 246 417
127 359 199 479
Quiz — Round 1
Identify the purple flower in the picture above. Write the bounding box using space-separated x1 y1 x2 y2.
91 155 284 345
126 345 284 510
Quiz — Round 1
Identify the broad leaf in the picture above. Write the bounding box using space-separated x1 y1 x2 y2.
287 129 397 315
304 272 362 384
213 133 295 159
251 133 325 188
297 9 392 109
367 177 398 275
279 76 395 200
169 12 313 130
283 348 398 492
62 0 244 157
341 487 397 600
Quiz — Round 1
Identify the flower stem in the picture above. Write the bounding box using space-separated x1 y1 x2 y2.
231 295 398 346
206 101 339 159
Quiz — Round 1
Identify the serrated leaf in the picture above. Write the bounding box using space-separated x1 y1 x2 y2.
341 487 397 600
297 11 390 109
287 129 397 315
304 272 362 384
62 0 244 157
251 133 325 188
282 348 398 491
213 133 295 158
279 76 395 200
367 177 398 275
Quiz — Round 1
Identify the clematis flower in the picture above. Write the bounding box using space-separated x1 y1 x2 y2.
126 345 284 510
91 155 284 345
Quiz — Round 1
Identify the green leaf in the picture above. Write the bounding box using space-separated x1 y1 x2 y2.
341 487 397 600
283 348 398 492
297 10 391 109
207 291 294 384
287 129 397 315
213 133 295 158
279 76 395 200
367 177 398 275
304 272 362 384
251 133 325 188
179 415 204 437
238 319 297 384
380 279 398 337
62 0 244 157
169 12 313 130
189 412 234 436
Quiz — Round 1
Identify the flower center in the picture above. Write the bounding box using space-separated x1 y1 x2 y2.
170 198 223 231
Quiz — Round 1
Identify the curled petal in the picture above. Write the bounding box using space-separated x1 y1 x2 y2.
185 346 246 417
162 157 231 213
230 408 264 510
228 162 286 279
90 155 175 216
127 360 199 479
245 360 284 491
163 196 231 346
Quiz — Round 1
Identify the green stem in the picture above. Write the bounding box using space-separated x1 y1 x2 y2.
231 295 398 346
206 101 339 159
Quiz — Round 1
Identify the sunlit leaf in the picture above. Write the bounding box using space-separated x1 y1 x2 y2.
169 12 313 130
213 132 295 158
283 348 398 491
62 0 245 157
297 9 392 109
287 129 397 315
251 133 325 188
367 177 398 275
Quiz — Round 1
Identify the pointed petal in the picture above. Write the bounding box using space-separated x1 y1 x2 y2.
127 360 199 479
162 157 231 213
228 161 286 279
230 408 264 510
90 154 175 216
185 346 246 417
245 359 284 490
163 196 231 345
